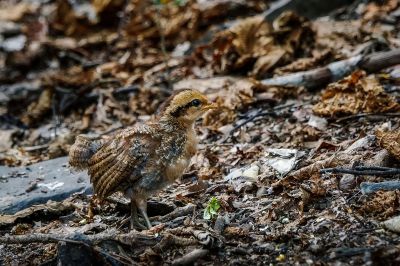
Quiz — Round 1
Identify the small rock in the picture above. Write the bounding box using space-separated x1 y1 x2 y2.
307 115 328 131
1 35 26 52
25 181 38 193
339 174 356 190
172 41 191 57
382 215 400 233
309 244 322 253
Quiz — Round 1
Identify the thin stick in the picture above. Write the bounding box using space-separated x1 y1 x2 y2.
336 113 400 122
320 166 400 176
223 102 309 143
0 230 154 245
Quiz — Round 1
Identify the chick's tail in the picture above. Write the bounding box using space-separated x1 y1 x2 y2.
69 135 104 170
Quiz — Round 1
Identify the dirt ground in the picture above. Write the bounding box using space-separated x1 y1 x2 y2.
1 0 400 265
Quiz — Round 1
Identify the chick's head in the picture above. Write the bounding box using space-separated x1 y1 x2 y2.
159 89 216 124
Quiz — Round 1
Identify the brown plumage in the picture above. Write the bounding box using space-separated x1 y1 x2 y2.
69 89 216 229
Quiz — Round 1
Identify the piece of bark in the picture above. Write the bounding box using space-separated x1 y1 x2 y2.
150 204 195 223
262 0 351 21
172 249 209 266
360 181 400 195
261 49 400 88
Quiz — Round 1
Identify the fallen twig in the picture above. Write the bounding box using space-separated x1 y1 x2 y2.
336 113 400 122
229 110 275 136
320 166 400 176
272 153 364 189
223 102 308 143
360 181 400 195
261 49 400 88
152 233 198 253
0 229 155 246
150 204 195 223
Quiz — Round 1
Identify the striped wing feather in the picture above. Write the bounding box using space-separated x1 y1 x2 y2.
88 127 156 198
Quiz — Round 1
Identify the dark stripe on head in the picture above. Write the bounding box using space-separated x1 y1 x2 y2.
170 101 194 117
157 89 191 116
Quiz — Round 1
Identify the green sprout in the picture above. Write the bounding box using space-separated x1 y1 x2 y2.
203 197 220 220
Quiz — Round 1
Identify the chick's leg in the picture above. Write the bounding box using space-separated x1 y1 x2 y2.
130 199 146 230
135 198 152 229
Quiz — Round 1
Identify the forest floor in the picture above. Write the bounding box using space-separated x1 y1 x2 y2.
1 0 400 265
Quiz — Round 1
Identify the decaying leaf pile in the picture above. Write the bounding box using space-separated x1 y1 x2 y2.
313 71 400 117
1 0 400 265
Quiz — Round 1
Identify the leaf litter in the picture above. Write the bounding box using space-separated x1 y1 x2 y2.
1 0 400 265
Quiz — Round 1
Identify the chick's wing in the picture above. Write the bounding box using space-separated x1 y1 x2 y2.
88 124 159 198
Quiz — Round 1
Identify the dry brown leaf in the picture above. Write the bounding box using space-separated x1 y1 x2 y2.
223 226 249 237
51 66 97 88
275 50 332 75
52 0 124 35
0 3 37 22
376 129 400 161
363 0 398 21
21 89 53 126
201 11 314 77
0 201 74 227
252 48 287 76
313 20 365 57
313 71 400 117
359 191 400 220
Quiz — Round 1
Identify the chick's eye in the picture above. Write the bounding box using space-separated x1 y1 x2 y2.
191 99 201 107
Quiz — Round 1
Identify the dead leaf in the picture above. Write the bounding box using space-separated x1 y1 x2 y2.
0 201 74 228
21 88 53 126
198 11 314 77
376 129 400 161
0 3 37 22
359 191 400 220
313 71 400 117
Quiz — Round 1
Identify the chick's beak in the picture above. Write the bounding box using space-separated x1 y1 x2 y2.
203 102 218 111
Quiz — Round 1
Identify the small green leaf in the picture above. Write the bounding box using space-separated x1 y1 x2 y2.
203 197 220 220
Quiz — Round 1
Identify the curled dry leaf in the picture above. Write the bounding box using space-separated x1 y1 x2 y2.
52 0 124 35
359 191 400 220
313 71 400 117
223 226 249 238
0 201 74 227
51 66 97 88
199 11 314 77
21 88 53 126
0 2 37 22
363 0 399 21
376 129 400 161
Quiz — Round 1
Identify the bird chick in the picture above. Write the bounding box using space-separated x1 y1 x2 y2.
69 89 216 229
